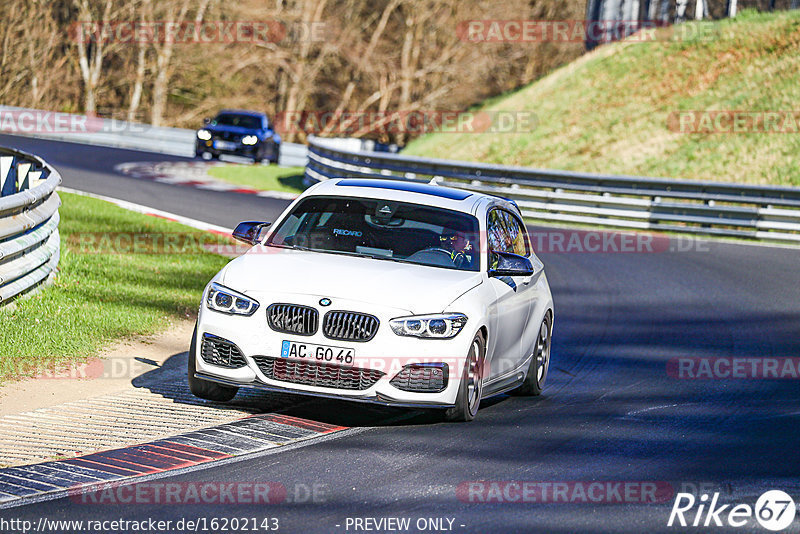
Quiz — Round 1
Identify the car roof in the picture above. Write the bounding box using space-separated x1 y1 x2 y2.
336 178 472 201
217 109 266 118
306 178 517 215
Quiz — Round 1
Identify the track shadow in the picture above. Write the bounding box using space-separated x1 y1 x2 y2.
130 349 507 428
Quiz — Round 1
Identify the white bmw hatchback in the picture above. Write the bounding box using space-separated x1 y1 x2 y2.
190 178 554 421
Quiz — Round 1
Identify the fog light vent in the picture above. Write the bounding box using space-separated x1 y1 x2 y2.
390 363 448 393
201 333 247 369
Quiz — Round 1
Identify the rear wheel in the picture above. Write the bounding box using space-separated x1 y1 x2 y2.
512 314 552 396
444 332 485 422
188 325 239 402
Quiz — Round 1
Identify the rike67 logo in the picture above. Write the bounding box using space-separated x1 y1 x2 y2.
668 490 796 531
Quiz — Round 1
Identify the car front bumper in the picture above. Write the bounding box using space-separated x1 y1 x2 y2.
195 139 262 157
193 371 455 409
195 291 474 408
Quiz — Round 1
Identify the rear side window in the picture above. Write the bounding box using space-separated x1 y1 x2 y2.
488 210 511 254
488 208 529 257
501 210 529 257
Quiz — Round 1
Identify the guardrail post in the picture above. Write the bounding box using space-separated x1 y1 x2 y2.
16 161 31 192
0 156 16 197
27 168 45 189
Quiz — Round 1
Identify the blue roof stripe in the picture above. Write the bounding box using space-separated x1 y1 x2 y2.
336 179 473 201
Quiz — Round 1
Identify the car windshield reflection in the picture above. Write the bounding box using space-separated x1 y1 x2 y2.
267 196 481 272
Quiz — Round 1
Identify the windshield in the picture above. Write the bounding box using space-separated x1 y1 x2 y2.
267 196 481 271
211 113 261 129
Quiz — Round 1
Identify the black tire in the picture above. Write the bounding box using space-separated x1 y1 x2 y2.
512 313 552 396
444 331 485 422
188 325 239 402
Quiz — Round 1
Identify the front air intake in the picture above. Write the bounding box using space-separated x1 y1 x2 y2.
253 356 384 391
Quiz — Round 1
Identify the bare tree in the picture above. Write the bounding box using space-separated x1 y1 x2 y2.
318 0 403 137
73 0 117 114
150 0 212 126
0 0 587 145
127 0 149 121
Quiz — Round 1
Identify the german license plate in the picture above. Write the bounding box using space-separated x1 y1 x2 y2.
213 140 236 150
280 340 355 367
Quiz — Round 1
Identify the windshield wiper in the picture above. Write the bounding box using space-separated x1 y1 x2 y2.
268 243 311 252
271 244 413 265
337 250 414 264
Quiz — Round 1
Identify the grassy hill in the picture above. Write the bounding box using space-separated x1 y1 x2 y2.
404 10 800 186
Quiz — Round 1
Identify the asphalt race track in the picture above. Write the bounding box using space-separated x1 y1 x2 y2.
0 133 291 228
1 133 799 533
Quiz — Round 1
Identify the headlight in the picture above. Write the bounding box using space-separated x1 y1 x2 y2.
206 283 259 316
197 129 212 140
390 313 467 339
242 135 258 145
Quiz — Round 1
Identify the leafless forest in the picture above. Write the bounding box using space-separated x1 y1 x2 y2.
0 0 584 142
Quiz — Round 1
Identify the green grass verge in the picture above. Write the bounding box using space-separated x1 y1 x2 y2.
0 192 230 384
404 10 800 186
206 164 307 193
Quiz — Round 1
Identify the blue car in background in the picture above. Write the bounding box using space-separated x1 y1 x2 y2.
195 110 281 164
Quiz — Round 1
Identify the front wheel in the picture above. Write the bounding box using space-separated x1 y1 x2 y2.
444 332 485 422
188 325 239 402
512 314 552 396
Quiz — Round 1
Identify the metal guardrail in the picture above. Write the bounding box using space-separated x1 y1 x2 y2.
0 106 309 168
306 138 800 243
0 147 61 305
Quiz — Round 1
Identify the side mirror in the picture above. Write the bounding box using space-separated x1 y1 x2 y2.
489 251 535 277
233 221 271 245
203 117 211 125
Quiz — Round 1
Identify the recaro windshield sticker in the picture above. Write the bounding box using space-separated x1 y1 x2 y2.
333 228 363 237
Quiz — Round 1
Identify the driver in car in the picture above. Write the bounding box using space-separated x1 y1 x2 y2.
440 231 474 269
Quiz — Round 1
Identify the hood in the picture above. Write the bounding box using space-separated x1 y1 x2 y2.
219 248 483 314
